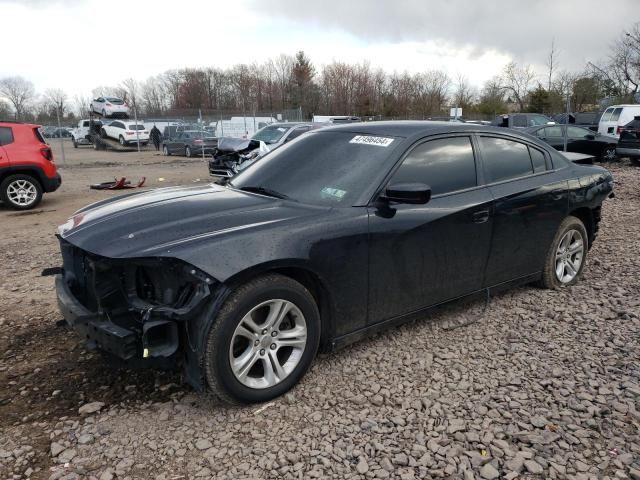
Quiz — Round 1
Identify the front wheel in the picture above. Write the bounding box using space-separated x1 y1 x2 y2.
204 274 321 404
600 146 616 162
540 216 588 289
0 174 43 210
163 145 170 156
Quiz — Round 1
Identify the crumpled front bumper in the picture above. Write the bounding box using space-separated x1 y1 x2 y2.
55 274 137 359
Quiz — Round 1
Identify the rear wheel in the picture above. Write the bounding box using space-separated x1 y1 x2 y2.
102 109 107 118
185 146 192 157
600 146 616 162
119 135 125 146
540 216 588 289
0 174 43 210
163 145 170 156
204 274 320 405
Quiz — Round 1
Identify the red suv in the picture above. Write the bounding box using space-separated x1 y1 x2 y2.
0 122 61 210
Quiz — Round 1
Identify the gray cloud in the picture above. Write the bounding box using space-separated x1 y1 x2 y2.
249 0 637 70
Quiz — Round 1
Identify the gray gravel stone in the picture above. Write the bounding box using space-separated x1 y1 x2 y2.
480 463 499 479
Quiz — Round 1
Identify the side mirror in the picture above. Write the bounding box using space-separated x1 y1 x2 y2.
381 182 431 204
585 134 595 140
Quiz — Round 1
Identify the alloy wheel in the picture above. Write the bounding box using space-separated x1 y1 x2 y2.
603 148 616 161
229 299 307 389
555 229 584 283
7 179 37 207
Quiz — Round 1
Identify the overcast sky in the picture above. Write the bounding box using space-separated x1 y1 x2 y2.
0 0 635 98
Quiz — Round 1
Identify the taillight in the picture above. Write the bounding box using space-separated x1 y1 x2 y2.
617 126 624 135
126 131 134 135
40 147 53 161
193 139 204 144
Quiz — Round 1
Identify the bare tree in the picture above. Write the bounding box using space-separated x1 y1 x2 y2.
0 76 36 120
501 62 536 111
453 74 476 111
121 78 140 114
72 95 91 117
43 88 68 117
546 38 558 91
0 99 11 119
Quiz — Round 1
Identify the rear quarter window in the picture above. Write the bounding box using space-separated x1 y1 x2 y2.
600 108 614 122
479 136 534 183
0 127 15 145
33 128 46 144
610 108 623 122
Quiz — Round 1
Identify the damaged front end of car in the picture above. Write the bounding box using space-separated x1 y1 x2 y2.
55 238 221 390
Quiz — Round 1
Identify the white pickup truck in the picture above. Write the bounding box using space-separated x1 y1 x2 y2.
71 119 101 148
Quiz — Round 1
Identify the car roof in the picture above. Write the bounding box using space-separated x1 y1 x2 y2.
264 122 314 128
319 120 490 137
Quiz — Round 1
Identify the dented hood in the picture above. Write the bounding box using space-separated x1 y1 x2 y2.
58 184 318 259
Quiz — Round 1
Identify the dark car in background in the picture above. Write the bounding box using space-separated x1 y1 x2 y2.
616 116 640 165
209 122 322 176
525 124 618 161
493 113 554 129
162 130 217 157
54 121 613 404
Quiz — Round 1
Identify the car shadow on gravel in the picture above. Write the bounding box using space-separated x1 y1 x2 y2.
0 286 520 427
0 319 187 429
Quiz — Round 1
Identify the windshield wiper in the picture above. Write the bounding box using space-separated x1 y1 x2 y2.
237 186 289 199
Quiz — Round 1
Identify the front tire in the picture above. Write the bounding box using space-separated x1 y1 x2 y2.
204 274 321 405
600 146 616 162
540 216 588 289
163 145 170 156
0 174 43 210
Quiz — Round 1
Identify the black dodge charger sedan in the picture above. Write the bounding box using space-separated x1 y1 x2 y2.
54 122 614 404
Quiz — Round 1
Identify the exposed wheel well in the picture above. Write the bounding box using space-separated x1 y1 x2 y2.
0 169 43 189
569 207 599 247
228 266 333 350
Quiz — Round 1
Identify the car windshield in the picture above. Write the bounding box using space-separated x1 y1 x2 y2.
230 131 400 206
106 98 124 104
252 125 289 144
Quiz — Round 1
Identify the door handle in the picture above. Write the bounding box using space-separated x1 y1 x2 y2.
471 209 490 224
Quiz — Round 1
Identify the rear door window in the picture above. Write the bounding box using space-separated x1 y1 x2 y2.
545 126 563 137
391 136 477 196
0 127 14 145
568 126 589 139
513 115 527 127
479 136 534 183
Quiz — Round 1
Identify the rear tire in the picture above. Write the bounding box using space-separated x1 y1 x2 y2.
204 274 321 405
0 174 43 210
119 135 125 146
539 216 588 289
163 145 170 156
185 146 192 158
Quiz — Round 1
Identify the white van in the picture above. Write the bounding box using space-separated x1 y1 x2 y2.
598 104 640 138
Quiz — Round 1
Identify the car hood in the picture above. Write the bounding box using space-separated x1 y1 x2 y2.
58 184 320 259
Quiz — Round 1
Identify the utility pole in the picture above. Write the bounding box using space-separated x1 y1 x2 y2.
55 104 66 166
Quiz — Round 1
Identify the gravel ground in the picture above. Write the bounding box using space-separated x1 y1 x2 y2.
0 147 639 480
